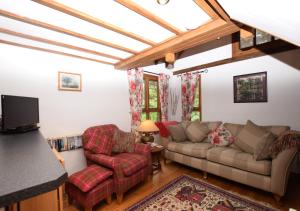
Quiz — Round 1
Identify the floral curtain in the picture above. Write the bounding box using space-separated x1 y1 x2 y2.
181 73 199 121
158 73 169 122
127 68 144 130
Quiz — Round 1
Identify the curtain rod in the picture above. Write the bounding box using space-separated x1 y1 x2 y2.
176 69 208 77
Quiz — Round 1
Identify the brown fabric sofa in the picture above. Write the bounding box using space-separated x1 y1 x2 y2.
160 121 298 200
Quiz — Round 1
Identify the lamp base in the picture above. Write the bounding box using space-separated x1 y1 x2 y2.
140 134 154 144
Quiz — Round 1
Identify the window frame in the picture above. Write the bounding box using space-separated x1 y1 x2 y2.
142 74 161 121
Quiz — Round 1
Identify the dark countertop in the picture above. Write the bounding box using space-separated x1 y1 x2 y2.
0 130 68 207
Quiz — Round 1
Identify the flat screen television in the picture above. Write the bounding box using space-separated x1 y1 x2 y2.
1 95 39 133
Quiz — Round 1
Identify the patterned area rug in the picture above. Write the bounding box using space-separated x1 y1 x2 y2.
126 175 276 211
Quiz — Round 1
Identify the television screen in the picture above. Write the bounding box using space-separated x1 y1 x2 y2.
1 95 39 130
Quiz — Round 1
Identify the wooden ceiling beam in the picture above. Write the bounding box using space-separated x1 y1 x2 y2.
206 0 230 21
173 39 298 75
0 9 137 54
0 28 122 61
115 19 240 70
193 0 218 20
0 39 115 65
33 0 156 46
115 0 183 35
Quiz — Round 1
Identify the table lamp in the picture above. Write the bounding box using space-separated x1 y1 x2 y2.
137 120 159 143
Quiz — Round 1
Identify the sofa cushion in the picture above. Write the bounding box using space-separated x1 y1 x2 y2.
167 124 187 142
208 125 235 146
69 164 113 192
262 125 290 136
167 141 213 158
235 120 275 155
186 121 210 143
207 147 271 175
114 153 148 176
202 121 222 131
223 123 244 137
112 129 135 153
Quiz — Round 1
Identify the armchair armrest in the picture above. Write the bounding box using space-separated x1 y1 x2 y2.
271 147 298 196
84 151 124 179
134 143 152 174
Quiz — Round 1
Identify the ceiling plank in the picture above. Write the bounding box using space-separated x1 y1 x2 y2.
0 28 122 61
206 0 230 21
193 0 218 20
33 0 156 46
115 0 183 35
115 19 240 70
0 39 115 65
0 9 137 54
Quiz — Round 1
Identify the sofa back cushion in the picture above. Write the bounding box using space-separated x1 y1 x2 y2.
262 125 290 136
83 124 118 154
167 124 187 142
236 120 276 160
202 121 222 131
223 123 244 137
186 121 210 143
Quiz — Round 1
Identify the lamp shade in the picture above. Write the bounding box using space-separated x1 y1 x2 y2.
137 120 159 133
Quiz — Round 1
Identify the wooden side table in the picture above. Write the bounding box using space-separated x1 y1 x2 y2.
151 146 165 174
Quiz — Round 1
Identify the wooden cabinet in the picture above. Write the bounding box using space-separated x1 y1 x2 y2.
10 148 65 211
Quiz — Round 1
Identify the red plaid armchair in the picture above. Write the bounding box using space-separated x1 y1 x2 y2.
82 124 151 203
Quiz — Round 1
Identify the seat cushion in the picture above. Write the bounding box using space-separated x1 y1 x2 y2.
69 165 113 192
114 153 148 176
207 147 271 175
167 141 213 159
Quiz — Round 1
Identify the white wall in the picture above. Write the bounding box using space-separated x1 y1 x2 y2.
202 49 300 130
0 44 131 174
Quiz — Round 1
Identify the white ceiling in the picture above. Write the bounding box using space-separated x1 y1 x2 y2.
0 0 212 66
217 0 300 46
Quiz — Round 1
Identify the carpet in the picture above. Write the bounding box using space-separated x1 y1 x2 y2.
126 175 276 211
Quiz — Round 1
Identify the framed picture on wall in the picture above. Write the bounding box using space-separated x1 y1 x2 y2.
58 72 82 91
233 72 267 103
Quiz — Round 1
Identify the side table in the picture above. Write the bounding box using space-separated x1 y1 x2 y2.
151 145 165 174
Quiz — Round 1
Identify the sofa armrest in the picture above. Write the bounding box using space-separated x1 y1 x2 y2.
271 147 298 196
160 136 172 148
84 152 125 179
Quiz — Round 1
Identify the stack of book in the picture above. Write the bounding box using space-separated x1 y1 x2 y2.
47 135 83 152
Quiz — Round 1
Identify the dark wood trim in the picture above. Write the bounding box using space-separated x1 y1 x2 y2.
173 36 298 75
142 74 161 121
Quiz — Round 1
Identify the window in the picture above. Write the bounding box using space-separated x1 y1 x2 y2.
191 75 201 121
142 74 161 121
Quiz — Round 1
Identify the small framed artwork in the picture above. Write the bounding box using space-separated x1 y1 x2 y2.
234 72 267 103
58 72 82 91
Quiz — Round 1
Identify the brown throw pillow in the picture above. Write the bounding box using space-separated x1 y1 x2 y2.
236 120 276 160
254 132 276 160
167 124 187 142
112 129 135 153
186 121 210 143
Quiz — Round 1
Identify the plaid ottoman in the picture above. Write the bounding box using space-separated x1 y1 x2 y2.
65 165 114 211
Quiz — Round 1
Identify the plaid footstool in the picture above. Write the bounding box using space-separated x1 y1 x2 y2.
65 164 114 211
